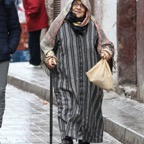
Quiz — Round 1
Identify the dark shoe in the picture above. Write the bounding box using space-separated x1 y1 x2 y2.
79 140 90 144
61 136 73 144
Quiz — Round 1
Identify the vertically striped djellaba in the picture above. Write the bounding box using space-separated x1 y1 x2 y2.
40 0 114 143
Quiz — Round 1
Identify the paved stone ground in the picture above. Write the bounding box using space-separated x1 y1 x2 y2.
0 85 121 144
7 62 144 144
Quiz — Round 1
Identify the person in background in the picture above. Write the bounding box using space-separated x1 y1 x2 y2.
23 0 48 68
41 0 114 144
0 0 21 128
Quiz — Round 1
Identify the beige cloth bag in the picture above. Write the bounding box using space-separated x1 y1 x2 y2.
86 59 113 90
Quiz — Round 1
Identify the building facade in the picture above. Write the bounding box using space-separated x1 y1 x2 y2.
117 0 144 101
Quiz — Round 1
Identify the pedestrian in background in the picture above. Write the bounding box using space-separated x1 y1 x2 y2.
41 0 114 144
0 0 21 128
23 0 48 68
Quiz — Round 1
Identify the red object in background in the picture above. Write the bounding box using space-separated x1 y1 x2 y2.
17 23 28 50
23 0 48 32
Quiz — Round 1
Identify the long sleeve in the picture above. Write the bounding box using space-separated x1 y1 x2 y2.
23 0 41 17
7 2 21 54
40 31 55 57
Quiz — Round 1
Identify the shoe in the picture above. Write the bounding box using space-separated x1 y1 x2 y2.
61 136 73 144
79 140 90 144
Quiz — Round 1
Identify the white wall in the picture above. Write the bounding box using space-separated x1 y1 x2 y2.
102 0 117 83
102 0 117 55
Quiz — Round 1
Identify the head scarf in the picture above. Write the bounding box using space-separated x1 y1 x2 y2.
65 11 88 35
40 0 114 73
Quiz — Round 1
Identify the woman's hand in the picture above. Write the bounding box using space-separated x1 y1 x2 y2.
45 57 57 69
101 50 112 61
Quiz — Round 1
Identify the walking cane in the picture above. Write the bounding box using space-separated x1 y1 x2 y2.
50 71 53 144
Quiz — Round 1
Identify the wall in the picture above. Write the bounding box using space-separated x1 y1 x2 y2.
101 0 117 86
102 0 117 57
117 0 136 85
137 0 144 101
90 0 117 51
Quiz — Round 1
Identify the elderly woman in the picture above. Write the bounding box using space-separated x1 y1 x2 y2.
40 0 114 144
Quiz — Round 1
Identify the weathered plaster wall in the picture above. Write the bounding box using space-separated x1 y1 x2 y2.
102 0 117 56
117 0 136 85
137 0 144 101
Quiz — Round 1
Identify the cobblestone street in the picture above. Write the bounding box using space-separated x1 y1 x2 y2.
0 85 121 144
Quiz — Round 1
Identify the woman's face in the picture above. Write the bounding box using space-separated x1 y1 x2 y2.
72 0 87 18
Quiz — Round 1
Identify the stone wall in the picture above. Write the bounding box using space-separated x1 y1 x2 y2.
117 0 137 85
137 0 144 101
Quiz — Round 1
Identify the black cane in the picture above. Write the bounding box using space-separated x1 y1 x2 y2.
50 71 53 144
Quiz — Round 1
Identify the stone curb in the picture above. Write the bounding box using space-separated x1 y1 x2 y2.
8 75 57 105
103 117 144 144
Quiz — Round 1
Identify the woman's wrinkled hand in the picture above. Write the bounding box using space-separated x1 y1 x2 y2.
101 50 112 61
45 57 57 69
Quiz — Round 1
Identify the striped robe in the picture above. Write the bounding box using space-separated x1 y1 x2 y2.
52 21 104 143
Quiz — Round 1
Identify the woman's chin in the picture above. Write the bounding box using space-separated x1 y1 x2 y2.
73 13 83 18
75 15 83 18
